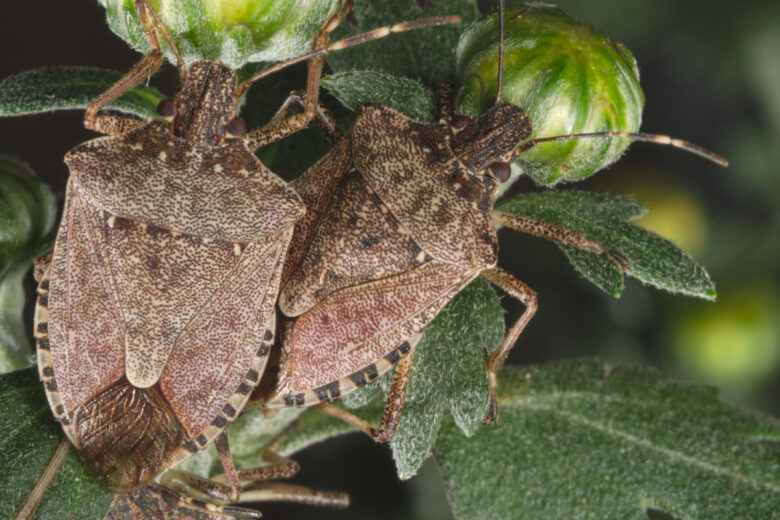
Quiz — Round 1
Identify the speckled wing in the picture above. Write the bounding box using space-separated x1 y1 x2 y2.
160 227 293 436
67 121 303 242
46 180 126 416
350 104 496 267
285 261 474 391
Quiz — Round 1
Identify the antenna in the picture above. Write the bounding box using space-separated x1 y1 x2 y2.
494 0 505 106
235 15 461 97
514 131 728 166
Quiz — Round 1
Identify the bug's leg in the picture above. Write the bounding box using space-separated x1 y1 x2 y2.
106 484 263 519
493 211 631 270
264 90 342 146
479 267 538 424
215 433 242 501
229 421 348 508
243 0 354 150
84 0 184 135
159 425 348 511
236 482 350 508
314 341 417 443
12 438 70 520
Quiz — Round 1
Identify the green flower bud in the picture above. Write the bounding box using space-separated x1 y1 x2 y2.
456 4 645 185
99 0 347 69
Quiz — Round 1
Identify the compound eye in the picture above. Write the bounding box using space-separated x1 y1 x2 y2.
156 98 176 120
488 161 511 183
225 117 247 137
451 115 471 131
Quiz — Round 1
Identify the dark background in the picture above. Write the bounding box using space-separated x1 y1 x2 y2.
1 1 778 518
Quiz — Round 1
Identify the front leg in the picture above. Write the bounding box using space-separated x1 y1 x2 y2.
493 211 630 270
84 0 185 135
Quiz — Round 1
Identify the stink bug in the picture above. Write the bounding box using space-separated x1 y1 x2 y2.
254 1 728 438
30 0 332 509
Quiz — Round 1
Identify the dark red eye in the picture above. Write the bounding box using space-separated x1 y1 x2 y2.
211 133 220 144
474 160 482 169
226 117 247 137
451 115 471 131
489 162 511 182
173 123 183 136
156 98 176 119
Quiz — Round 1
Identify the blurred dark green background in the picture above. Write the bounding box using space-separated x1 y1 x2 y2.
1 0 778 518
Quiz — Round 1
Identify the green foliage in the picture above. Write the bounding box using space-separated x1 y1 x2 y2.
435 361 780 520
322 71 437 122
497 191 717 299
0 67 163 119
327 0 478 87
0 157 56 372
0 0 770 518
0 368 113 519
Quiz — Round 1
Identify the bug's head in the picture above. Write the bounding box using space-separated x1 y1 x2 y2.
450 102 531 183
156 60 247 146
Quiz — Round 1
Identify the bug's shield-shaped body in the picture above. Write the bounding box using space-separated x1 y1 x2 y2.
265 102 525 406
34 61 304 491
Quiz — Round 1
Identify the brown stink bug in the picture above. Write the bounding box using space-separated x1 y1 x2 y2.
29 0 348 511
253 1 728 439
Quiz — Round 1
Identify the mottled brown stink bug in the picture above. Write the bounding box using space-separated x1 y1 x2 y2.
254 1 728 439
26 0 462 514
31 0 329 509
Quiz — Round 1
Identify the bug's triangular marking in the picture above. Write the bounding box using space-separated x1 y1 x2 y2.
279 167 429 318
351 104 497 266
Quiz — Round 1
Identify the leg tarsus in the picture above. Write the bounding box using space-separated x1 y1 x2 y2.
480 267 538 424
373 346 415 442
85 0 175 135
215 433 242 502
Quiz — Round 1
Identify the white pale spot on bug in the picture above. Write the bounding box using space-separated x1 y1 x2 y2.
233 243 242 256
159 151 167 161
213 164 223 173
129 143 142 151
107 216 116 228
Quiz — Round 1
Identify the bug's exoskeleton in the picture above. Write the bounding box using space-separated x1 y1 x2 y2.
254 0 727 438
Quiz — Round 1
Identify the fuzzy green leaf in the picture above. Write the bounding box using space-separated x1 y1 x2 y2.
327 0 478 87
322 71 437 122
496 191 717 299
0 67 164 119
0 367 113 519
435 360 780 520
0 157 56 372
388 278 504 479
